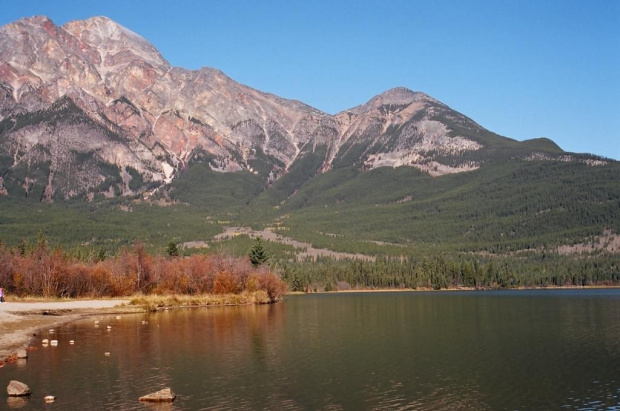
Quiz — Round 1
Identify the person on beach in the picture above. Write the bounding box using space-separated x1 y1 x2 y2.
0 288 5 303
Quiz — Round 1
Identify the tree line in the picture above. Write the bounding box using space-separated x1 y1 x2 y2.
1 234 617 299
279 253 620 291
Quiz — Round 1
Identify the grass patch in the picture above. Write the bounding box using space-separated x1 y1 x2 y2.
129 291 272 311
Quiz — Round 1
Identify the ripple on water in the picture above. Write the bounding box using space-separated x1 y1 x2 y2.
3 291 620 410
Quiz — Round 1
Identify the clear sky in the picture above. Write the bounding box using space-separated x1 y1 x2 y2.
2 0 619 159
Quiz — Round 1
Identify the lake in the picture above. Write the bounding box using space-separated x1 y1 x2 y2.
3 290 620 410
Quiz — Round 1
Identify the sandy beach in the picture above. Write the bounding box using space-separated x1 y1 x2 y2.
0 300 134 363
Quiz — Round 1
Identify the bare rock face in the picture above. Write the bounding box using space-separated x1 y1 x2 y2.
7 380 31 397
330 87 485 174
139 387 176 402
0 16 564 201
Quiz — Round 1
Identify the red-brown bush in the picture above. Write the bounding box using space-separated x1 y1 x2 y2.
213 270 241 294
0 242 287 302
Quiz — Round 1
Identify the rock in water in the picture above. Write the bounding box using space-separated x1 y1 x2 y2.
7 380 31 397
16 350 28 359
139 387 176 402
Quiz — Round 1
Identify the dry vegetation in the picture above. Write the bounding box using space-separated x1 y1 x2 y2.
129 292 274 311
0 241 287 303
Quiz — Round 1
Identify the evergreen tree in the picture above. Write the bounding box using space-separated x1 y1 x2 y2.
249 237 269 268
166 240 179 257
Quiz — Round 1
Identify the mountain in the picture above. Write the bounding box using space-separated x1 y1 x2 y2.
0 15 596 203
0 16 617 258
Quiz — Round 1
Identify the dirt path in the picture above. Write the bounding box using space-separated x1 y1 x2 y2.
0 300 133 363
213 226 376 261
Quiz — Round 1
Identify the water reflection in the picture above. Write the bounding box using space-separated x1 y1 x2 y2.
6 397 29 409
1 290 620 410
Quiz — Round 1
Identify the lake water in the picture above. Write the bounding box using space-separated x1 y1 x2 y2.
3 290 620 410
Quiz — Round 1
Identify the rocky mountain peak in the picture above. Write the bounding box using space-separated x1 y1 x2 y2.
62 16 169 69
15 15 54 27
347 87 435 115
0 15 577 202
378 87 424 101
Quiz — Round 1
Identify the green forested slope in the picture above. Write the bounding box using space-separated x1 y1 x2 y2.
274 159 620 254
0 156 618 258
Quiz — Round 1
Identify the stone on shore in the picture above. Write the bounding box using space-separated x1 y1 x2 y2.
139 387 176 402
7 380 31 397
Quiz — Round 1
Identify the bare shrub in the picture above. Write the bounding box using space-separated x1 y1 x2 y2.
213 271 241 294
258 271 288 302
0 240 287 302
244 273 261 292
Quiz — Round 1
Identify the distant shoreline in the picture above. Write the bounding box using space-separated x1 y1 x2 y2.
294 284 620 294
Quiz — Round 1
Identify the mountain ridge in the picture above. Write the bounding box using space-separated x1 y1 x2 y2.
0 16 618 265
0 15 611 203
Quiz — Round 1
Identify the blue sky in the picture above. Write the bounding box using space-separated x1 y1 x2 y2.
2 0 619 159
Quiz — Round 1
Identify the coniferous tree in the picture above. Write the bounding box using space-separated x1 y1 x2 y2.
249 237 269 268
166 240 179 257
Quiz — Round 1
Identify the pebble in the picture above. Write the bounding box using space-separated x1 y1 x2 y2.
50 340 58 346
44 395 55 402
42 339 49 345
69 340 75 345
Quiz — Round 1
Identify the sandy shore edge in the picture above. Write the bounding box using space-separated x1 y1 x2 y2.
0 300 137 364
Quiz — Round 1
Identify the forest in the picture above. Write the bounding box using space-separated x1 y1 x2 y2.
280 253 620 292
1 234 617 300
0 155 618 298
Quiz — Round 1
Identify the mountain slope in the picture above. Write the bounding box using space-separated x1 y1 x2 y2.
0 15 596 203
273 160 620 252
0 16 332 200
0 15 617 260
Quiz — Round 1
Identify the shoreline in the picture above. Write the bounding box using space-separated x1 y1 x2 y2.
0 292 281 364
0 300 136 365
3 285 618 363
293 284 620 294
